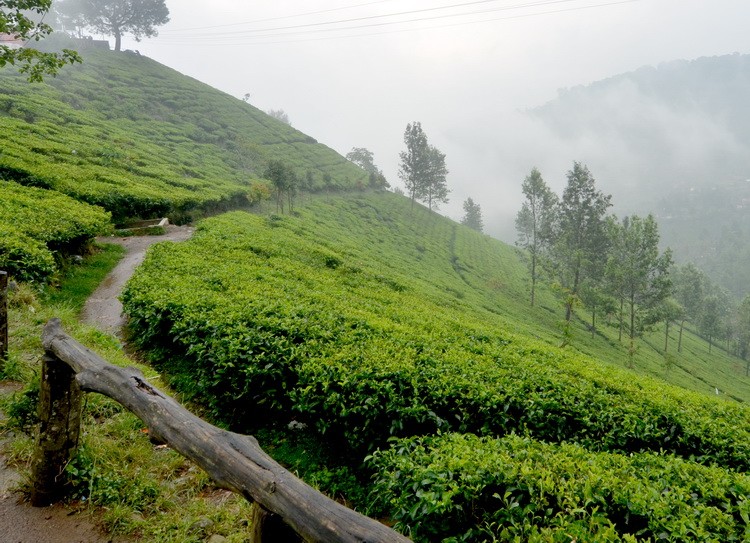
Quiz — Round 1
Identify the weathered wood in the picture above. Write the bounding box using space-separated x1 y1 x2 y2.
41 318 410 543
30 353 83 506
0 270 7 368
250 502 303 543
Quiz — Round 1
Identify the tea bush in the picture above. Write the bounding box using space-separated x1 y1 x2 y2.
0 181 111 280
369 433 750 542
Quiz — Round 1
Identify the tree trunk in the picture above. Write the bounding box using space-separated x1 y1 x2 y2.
530 253 536 307
618 297 624 342
678 319 684 353
664 320 670 354
114 27 122 52
0 271 7 369
591 304 596 338
40 318 409 543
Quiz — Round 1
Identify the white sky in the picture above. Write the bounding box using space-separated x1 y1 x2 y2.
113 0 750 239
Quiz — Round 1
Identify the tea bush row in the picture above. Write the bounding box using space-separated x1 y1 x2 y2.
369 432 750 542
121 211 750 471
0 181 111 280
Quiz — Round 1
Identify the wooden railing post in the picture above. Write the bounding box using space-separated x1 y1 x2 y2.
30 353 83 506
0 270 8 370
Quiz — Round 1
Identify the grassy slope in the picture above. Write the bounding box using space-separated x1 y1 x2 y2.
292 193 750 402
0 43 367 221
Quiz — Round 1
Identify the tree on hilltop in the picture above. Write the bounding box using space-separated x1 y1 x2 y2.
423 145 449 210
398 122 430 207
0 0 80 81
461 197 483 232
55 0 169 52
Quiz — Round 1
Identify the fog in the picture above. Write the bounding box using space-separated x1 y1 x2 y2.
106 0 750 241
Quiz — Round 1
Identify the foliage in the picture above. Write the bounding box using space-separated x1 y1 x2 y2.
0 0 80 81
460 197 483 232
55 0 169 52
0 180 111 281
370 433 750 542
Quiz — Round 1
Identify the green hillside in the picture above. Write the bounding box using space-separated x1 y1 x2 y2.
123 193 750 541
0 41 367 222
4 45 750 541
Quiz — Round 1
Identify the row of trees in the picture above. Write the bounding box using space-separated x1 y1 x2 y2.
515 163 673 362
672 262 750 370
515 162 750 367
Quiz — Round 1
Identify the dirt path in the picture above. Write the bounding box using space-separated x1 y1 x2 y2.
81 225 194 337
0 226 193 542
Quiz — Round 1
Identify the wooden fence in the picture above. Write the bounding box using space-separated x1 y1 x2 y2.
0 271 7 369
32 318 411 543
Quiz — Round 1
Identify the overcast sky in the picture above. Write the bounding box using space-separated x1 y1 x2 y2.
113 0 750 239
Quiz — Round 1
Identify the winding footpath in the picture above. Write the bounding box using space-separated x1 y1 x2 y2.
0 225 193 543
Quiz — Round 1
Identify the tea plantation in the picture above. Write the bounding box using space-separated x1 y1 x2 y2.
0 40 367 222
123 193 750 541
4 42 750 541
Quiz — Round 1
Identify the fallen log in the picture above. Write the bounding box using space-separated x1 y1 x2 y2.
39 318 410 543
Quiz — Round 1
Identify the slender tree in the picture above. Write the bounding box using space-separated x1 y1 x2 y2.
515 167 557 307
264 160 297 214
423 145 449 210
55 0 169 52
398 122 430 207
461 197 484 232
605 215 673 367
551 162 611 320
672 263 707 353
659 297 683 355
0 0 80 81
699 285 732 354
